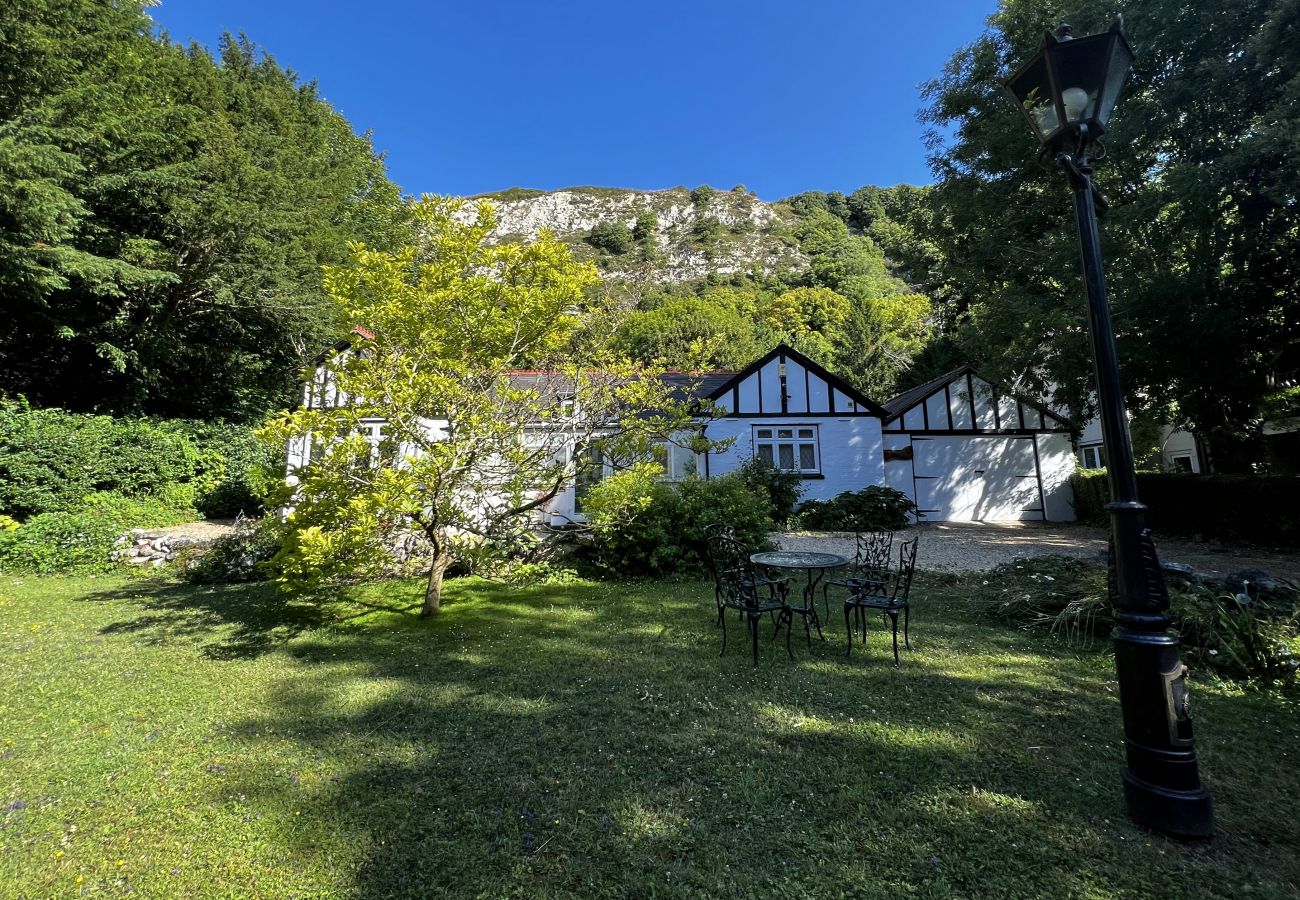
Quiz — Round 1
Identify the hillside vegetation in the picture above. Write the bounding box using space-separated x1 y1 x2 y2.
467 184 938 398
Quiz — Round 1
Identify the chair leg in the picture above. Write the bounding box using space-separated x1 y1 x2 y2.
844 604 852 657
904 606 911 650
750 612 759 666
719 606 728 656
888 610 900 667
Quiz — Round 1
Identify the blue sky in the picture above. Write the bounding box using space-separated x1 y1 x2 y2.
150 1 998 200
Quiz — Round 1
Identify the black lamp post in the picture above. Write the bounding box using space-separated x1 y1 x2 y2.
1003 18 1213 840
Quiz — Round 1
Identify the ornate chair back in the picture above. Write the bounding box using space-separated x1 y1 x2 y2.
705 524 759 609
890 537 919 604
853 530 893 584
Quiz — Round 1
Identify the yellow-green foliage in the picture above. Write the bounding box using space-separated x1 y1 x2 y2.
263 197 713 599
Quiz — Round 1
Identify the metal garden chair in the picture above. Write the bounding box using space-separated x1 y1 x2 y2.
821 529 893 623
705 525 791 665
844 536 918 666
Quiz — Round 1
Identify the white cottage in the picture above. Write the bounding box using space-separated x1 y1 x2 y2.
294 340 1078 525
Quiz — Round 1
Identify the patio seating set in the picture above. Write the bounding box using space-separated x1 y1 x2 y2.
705 524 918 666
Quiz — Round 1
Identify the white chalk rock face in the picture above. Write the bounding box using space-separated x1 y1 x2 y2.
450 186 808 286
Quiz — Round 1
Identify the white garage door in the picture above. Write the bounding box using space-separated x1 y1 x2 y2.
912 436 1044 521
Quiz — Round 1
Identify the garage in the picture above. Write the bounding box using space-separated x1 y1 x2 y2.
881 366 1077 522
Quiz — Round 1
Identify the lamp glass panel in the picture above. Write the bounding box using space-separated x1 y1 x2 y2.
1046 34 1111 123
1095 35 1134 124
1005 53 1057 142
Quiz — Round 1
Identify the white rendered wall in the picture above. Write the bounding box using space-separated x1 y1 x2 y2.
1077 416 1202 473
704 416 885 503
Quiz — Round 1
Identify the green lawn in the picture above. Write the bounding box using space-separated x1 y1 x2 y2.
1 572 1297 898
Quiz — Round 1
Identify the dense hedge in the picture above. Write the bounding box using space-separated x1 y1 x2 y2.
0 400 275 522
1069 469 1300 547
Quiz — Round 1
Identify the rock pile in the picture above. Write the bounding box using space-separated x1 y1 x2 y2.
110 529 211 567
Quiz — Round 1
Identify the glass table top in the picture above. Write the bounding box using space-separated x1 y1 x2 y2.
750 551 848 569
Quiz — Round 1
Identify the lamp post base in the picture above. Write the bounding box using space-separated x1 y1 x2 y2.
1123 772 1214 839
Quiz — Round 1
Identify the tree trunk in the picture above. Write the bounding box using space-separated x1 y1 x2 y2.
421 548 451 617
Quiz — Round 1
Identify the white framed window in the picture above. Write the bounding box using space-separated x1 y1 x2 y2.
1170 452 1194 473
1079 444 1106 470
653 442 698 481
754 425 820 474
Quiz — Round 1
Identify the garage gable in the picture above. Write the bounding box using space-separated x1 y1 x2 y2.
881 367 1071 434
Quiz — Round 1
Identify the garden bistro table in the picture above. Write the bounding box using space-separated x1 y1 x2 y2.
750 551 848 644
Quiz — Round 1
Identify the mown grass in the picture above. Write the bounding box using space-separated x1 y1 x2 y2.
1 571 1297 898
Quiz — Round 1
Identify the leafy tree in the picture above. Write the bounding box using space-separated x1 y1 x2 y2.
761 287 850 363
782 191 831 219
920 0 1300 467
585 220 635 254
263 198 705 615
614 293 768 370
0 4 406 421
692 216 724 245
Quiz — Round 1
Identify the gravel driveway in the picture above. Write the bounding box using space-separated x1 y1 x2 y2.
777 522 1300 581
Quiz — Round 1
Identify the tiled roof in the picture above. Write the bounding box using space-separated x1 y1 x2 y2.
881 367 969 420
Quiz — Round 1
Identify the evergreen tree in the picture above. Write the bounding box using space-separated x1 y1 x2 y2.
0 4 407 421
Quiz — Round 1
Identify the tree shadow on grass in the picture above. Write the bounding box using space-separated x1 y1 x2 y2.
206 575 1298 898
80 578 420 660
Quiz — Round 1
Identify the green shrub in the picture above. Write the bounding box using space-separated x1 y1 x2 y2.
790 486 917 532
0 399 199 519
585 221 635 255
582 466 773 577
184 519 284 584
1174 586 1299 685
0 491 191 575
632 212 658 244
1069 469 1109 526
163 421 277 518
689 185 715 206
691 216 723 245
735 456 804 527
